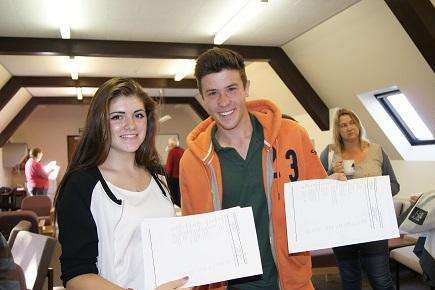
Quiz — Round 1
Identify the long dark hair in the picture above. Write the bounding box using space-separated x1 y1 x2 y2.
54 78 162 207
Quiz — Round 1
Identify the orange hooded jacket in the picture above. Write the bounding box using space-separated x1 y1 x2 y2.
180 99 327 290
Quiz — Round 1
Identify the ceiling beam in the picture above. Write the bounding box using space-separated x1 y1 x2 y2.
158 96 209 120
36 96 93 105
16 76 197 88
0 37 329 130
0 37 271 60
0 96 207 147
0 76 196 111
384 0 435 72
0 77 23 111
0 98 37 147
269 49 329 130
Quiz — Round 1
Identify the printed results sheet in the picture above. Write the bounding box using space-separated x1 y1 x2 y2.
284 176 399 253
141 207 262 290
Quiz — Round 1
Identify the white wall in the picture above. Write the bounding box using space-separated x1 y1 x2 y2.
10 102 201 181
292 108 337 154
246 62 307 116
282 0 435 160
11 105 89 181
0 148 12 186
157 104 201 149
0 63 10 87
280 0 435 198
0 64 12 186
391 161 435 198
156 103 202 163
0 88 32 132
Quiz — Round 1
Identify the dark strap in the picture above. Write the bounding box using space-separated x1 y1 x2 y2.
94 167 122 205
150 171 170 200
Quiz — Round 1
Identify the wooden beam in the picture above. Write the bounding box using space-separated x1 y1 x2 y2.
0 95 207 146
269 49 329 130
18 76 197 89
188 98 209 121
0 77 23 111
0 37 329 129
0 76 197 111
0 98 37 147
158 96 209 120
36 96 93 105
385 0 435 72
0 37 271 60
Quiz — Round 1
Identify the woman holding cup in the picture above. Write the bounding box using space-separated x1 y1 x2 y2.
320 108 400 290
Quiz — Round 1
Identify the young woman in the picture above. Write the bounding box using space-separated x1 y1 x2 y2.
320 108 400 290
55 78 190 290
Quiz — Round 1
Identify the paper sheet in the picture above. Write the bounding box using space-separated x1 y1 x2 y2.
285 176 399 253
44 161 60 180
141 207 262 290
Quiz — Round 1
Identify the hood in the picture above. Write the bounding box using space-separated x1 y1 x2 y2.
186 99 282 163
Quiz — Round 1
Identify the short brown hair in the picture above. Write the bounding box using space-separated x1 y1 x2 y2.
29 148 42 158
194 47 247 94
333 108 364 152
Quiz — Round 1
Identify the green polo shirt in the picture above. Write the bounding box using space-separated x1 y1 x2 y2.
212 114 279 290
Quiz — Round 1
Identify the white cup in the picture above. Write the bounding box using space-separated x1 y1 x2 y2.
343 159 355 175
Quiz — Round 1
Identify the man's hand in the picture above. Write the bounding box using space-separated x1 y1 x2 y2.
326 173 347 181
409 194 421 204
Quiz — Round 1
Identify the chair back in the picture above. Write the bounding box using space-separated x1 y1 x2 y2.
8 220 32 248
21 195 52 217
11 231 56 290
0 232 27 290
0 210 39 239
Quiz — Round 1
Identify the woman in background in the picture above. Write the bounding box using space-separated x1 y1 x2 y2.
55 78 190 290
320 108 400 290
165 136 184 207
25 147 50 195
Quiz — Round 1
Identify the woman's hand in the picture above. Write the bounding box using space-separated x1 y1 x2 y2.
332 160 344 174
409 194 421 204
155 277 191 290
326 173 347 181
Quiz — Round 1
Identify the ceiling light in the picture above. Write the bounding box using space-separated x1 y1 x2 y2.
76 87 83 100
159 115 172 123
214 0 268 45
60 24 71 39
174 60 196 81
69 56 79 80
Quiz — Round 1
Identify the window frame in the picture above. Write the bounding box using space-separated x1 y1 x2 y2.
375 90 435 146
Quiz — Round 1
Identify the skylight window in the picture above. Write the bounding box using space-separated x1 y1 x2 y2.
376 90 434 145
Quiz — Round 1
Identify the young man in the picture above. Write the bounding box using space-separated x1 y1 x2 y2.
179 48 327 290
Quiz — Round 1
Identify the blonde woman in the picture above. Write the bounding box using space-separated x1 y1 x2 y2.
320 108 399 290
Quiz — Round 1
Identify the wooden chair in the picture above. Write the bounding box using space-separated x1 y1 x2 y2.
0 210 39 239
389 245 435 290
21 195 53 226
8 220 32 248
